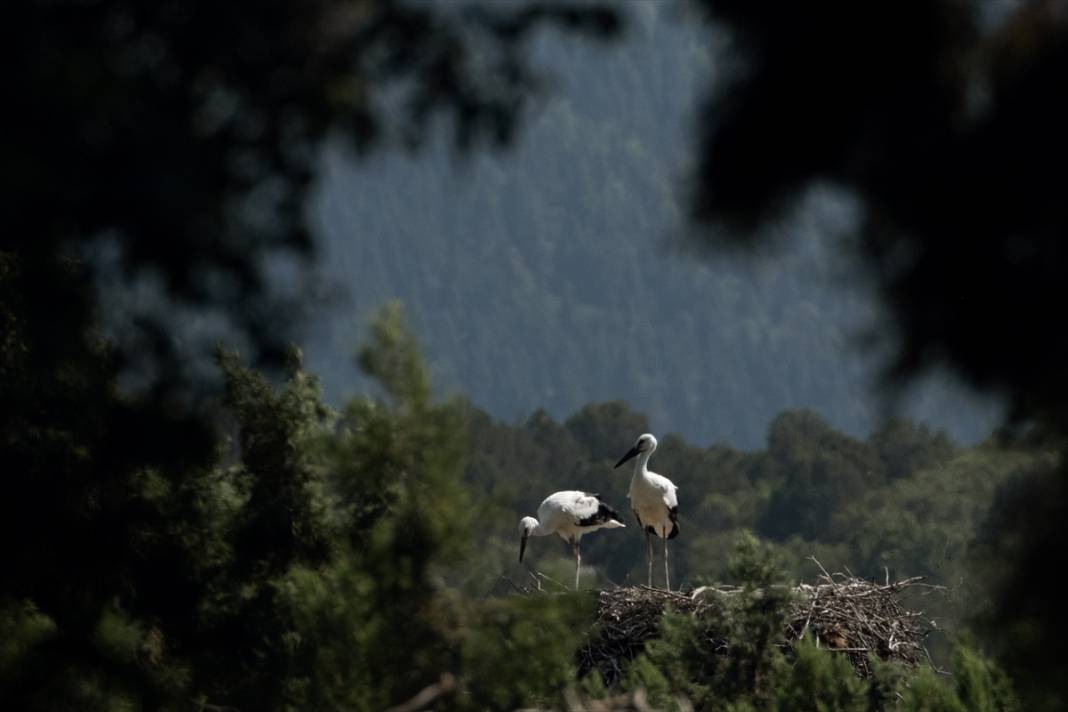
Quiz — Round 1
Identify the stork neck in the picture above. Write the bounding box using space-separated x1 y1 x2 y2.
530 520 552 537
631 450 653 478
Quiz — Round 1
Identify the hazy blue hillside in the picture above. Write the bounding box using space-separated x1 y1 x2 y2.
305 3 999 448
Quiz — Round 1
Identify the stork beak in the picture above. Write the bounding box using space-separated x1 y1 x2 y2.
519 533 528 563
614 445 641 469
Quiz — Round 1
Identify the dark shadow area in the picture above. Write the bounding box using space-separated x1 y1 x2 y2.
687 1 1068 707
2 2 617 708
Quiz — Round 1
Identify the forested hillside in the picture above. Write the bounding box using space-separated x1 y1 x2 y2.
2 302 1032 709
308 2 999 448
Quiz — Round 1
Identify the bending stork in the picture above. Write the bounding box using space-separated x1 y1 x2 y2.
614 433 679 590
518 490 626 590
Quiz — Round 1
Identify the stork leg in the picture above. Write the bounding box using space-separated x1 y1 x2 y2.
645 529 653 587
662 526 670 591
572 538 584 591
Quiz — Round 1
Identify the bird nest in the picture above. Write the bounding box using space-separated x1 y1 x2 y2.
578 565 940 684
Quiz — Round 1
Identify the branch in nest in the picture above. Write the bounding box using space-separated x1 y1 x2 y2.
579 570 941 684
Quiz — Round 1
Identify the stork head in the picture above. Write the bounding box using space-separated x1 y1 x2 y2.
518 517 538 562
614 433 657 469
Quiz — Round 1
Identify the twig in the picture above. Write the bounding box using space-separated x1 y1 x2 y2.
796 588 820 641
500 575 527 595
385 673 455 712
535 571 571 592
638 584 690 600
809 556 834 583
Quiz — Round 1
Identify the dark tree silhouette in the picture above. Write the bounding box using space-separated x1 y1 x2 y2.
689 0 1068 426
5 0 618 374
1 2 618 708
687 2 1068 707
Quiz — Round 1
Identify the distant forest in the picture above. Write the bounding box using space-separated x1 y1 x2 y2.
307 3 1000 448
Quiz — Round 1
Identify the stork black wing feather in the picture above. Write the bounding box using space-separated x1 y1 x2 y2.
667 505 680 539
577 498 622 527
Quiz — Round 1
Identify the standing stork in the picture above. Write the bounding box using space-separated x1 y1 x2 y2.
518 491 626 590
614 433 679 590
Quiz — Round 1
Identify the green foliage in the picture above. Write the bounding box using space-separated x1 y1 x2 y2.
869 420 956 482
629 609 722 708
771 637 866 712
0 601 55 679
900 668 968 712
0 246 1038 710
281 308 472 711
565 402 651 462
951 644 1018 712
461 594 594 710
624 654 675 708
0 303 481 711
0 285 1037 711
621 614 1016 712
717 534 793 705
357 301 432 412
616 536 793 710
216 346 338 575
970 460 1067 712
833 644 1018 712
761 411 884 542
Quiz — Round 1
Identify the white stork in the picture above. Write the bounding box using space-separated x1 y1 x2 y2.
518 490 626 590
614 433 679 590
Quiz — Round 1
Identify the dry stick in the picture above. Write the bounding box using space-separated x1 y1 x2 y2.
384 673 456 712
500 574 528 595
585 575 937 683
535 570 571 592
637 584 690 600
796 588 820 641
809 556 835 585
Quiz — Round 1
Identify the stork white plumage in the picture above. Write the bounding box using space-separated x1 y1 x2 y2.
614 433 679 590
518 490 626 590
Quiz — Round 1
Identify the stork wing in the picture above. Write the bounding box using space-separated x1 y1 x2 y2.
647 472 679 509
575 493 624 527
